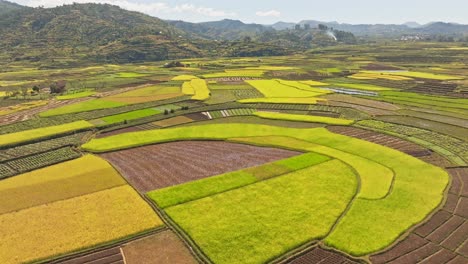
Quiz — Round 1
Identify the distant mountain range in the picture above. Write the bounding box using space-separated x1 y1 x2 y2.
269 20 468 37
0 0 466 65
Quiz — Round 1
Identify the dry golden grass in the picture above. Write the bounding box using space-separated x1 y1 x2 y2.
0 185 163 264
153 116 194 127
0 155 126 214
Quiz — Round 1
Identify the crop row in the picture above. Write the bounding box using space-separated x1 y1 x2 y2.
0 96 190 135
0 132 90 162
357 120 468 164
207 108 256 119
1 147 81 178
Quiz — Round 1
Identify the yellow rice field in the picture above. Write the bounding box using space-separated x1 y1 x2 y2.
0 185 163 264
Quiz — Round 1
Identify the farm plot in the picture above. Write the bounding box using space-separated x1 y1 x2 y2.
165 160 357 264
152 116 195 127
0 155 126 214
253 111 354 125
357 120 468 165
0 155 163 264
285 246 360 264
3 147 81 178
327 126 431 157
84 124 448 257
100 141 300 192
40 85 184 117
0 97 90 125
202 70 265 78
331 82 395 91
0 186 162 264
39 99 127 117
149 152 330 208
183 79 210 100
246 80 328 98
370 167 468 263
56 91 96 100
364 70 463 80
377 115 468 141
398 109 468 128
121 230 197 264
0 131 89 162
323 94 400 111
172 75 199 81
105 85 184 104
0 120 93 148
96 108 161 125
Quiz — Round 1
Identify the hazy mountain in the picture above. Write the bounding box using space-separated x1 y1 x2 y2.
404 22 422 28
0 0 29 16
270 21 296 30
168 19 273 40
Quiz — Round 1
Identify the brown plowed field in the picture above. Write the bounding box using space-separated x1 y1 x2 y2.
285 246 361 264
327 126 432 157
51 245 123 264
121 230 197 264
100 141 301 192
370 168 468 263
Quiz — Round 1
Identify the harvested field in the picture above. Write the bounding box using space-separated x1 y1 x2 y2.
121 230 197 264
324 100 396 116
52 245 124 264
100 141 301 192
327 126 432 157
323 94 400 111
285 246 360 264
370 167 468 263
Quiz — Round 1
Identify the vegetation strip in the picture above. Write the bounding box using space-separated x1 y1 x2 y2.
85 124 448 256
0 120 94 148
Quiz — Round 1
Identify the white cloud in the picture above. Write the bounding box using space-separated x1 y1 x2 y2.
255 10 281 17
19 1 236 18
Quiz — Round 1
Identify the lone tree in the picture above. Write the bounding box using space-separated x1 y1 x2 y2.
50 80 67 94
32 85 40 93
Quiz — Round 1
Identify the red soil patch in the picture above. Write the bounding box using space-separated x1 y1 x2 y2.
100 141 300 192
370 168 468 263
121 230 196 264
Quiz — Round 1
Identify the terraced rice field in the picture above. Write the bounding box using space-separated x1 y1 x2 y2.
2 44 467 264
0 120 93 148
0 155 163 264
370 167 468 263
84 123 449 259
100 141 301 192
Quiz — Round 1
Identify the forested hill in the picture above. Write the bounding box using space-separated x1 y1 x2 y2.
0 0 27 16
0 3 295 65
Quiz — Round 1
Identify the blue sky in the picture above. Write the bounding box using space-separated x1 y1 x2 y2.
13 0 468 24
